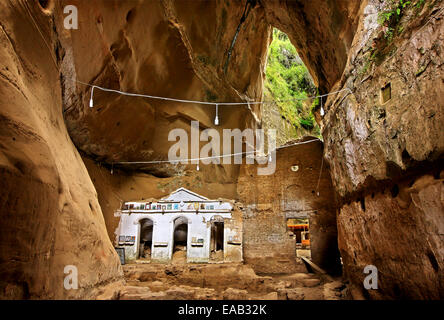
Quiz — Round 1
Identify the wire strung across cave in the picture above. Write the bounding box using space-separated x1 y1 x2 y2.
70 78 345 196
70 78 351 167
113 138 320 165
72 79 352 106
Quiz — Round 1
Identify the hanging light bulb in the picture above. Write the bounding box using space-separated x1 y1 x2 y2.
214 104 219 126
89 86 95 108
319 96 324 116
196 163 200 171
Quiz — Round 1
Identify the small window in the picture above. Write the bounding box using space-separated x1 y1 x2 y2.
381 83 391 104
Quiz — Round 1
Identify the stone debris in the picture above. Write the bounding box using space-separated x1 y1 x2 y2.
111 263 345 300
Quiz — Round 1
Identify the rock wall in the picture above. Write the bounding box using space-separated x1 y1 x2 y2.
0 0 122 299
260 0 362 91
237 137 340 274
60 0 270 180
59 0 362 176
321 0 444 299
1 0 442 300
56 0 362 281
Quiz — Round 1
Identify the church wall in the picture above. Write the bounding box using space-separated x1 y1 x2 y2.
116 211 235 263
223 205 244 262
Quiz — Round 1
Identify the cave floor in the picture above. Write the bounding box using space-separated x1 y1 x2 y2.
109 262 346 300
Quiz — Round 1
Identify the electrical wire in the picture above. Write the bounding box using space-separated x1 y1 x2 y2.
71 78 352 106
113 138 320 165
67 79 348 165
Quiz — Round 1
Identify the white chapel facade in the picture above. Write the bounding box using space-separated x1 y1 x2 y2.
114 188 243 263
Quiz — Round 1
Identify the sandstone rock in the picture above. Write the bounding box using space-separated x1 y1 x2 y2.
148 280 168 292
301 279 321 288
321 0 444 299
277 288 305 300
222 288 249 300
1 0 442 301
0 0 122 299
165 286 196 300
257 292 278 300
323 281 346 300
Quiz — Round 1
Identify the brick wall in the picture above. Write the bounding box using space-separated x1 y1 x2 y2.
237 137 341 274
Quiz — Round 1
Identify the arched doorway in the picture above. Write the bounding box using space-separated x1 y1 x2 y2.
172 216 188 263
139 218 153 260
210 215 224 261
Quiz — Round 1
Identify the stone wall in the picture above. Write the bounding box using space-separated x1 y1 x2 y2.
223 204 244 263
237 137 340 274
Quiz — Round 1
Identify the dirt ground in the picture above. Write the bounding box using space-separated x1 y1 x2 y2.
96 262 348 300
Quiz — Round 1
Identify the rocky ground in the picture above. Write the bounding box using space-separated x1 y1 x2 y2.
96 262 347 300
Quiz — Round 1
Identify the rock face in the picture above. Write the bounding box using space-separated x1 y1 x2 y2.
322 0 444 299
0 0 122 298
1 0 442 300
260 0 362 92
60 0 269 180
338 174 443 299
59 0 361 177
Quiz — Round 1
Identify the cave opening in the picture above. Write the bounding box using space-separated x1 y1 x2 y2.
263 28 319 146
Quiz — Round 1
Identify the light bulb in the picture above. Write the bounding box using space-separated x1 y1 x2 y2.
320 106 324 116
196 163 200 171
89 86 95 108
214 104 219 126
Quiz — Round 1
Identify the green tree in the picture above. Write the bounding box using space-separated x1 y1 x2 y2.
264 29 319 138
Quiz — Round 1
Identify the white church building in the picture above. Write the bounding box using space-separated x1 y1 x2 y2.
114 188 242 263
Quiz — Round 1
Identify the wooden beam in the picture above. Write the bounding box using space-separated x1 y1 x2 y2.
301 256 327 275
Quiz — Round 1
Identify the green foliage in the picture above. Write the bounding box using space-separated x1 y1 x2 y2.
415 0 425 9
378 0 411 25
378 0 414 41
264 29 318 135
